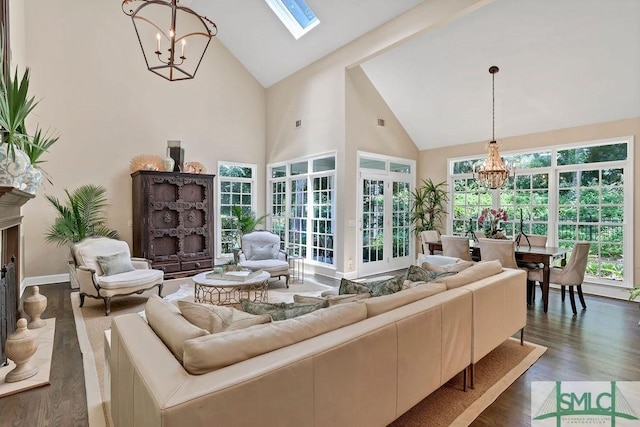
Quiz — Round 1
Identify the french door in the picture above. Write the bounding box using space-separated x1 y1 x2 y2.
358 173 412 276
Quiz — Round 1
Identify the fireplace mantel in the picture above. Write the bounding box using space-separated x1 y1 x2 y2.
0 187 33 230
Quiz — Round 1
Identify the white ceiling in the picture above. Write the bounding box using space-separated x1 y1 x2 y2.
193 0 423 88
192 0 640 150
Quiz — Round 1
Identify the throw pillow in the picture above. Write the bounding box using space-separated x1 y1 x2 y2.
178 300 271 333
338 279 371 296
239 299 329 321
405 265 452 283
249 244 276 261
96 251 135 276
339 275 404 297
145 295 208 362
421 260 475 274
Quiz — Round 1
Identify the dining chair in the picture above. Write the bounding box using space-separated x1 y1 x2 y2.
420 230 440 254
517 234 548 301
440 235 472 261
528 242 590 315
477 238 518 269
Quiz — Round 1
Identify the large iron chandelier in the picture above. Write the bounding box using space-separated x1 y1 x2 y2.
473 66 514 190
122 0 217 81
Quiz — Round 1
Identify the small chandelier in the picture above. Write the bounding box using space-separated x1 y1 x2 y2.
122 0 218 81
473 66 514 190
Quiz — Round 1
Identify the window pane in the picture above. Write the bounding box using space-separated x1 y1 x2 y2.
313 156 335 172
359 158 385 170
557 142 627 165
290 162 308 175
271 165 286 178
390 162 411 174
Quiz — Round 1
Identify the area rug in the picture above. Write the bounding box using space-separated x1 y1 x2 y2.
0 318 56 398
71 276 333 427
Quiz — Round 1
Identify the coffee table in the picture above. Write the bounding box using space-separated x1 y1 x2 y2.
192 271 270 305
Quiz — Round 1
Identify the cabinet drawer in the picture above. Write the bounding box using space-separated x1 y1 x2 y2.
153 262 181 273
181 259 213 271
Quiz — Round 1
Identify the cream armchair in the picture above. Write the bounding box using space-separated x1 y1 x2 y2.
236 231 290 287
71 237 164 315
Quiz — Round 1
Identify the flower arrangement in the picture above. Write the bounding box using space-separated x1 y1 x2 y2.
478 208 508 238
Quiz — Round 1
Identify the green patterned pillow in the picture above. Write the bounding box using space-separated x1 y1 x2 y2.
239 299 329 321
339 275 404 297
96 251 135 276
405 265 454 283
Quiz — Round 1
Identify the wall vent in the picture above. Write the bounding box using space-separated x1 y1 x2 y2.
295 119 302 128
377 118 385 127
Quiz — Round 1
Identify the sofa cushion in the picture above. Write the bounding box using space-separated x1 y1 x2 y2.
96 251 135 276
362 282 447 317
433 260 503 289
421 260 475 274
338 275 404 297
183 302 368 374
238 259 289 272
177 301 271 333
293 293 370 306
250 243 277 260
240 299 329 321
97 268 164 289
145 295 208 362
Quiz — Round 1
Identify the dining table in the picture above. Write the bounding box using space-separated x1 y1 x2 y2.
423 241 570 313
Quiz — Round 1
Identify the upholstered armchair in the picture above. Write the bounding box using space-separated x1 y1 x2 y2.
440 235 472 261
419 230 440 254
236 231 290 287
71 237 164 315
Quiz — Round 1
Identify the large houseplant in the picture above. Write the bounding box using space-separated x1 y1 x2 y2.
45 184 120 288
410 178 448 235
231 205 268 236
45 184 120 246
0 40 60 192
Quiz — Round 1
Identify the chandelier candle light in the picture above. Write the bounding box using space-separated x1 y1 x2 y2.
473 66 515 189
122 0 218 81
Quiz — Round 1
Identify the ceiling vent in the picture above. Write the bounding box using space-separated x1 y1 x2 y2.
295 119 302 128
377 118 386 127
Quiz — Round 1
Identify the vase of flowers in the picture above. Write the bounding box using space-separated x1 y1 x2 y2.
478 208 508 238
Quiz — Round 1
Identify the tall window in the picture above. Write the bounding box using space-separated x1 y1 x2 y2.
267 154 336 265
449 138 632 286
218 162 257 256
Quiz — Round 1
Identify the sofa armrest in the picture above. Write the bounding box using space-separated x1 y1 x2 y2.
76 265 100 295
277 250 288 261
131 258 151 269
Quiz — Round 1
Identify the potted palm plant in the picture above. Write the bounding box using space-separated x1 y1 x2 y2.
410 178 448 235
45 184 120 288
231 205 269 236
0 38 60 193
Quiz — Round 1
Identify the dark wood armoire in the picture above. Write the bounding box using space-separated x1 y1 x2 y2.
131 171 215 278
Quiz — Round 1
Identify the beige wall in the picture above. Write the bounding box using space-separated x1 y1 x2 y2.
265 0 487 276
418 117 640 284
344 66 418 274
20 0 266 278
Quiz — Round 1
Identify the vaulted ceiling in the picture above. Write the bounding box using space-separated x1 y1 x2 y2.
195 0 640 150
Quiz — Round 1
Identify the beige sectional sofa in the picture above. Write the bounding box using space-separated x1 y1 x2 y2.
110 262 526 427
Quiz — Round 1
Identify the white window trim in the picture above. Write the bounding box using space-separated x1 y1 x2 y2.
217 161 258 258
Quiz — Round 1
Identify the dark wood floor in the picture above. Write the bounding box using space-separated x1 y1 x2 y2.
1 282 639 426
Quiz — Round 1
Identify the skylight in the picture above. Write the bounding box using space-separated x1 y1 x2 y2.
265 0 320 40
